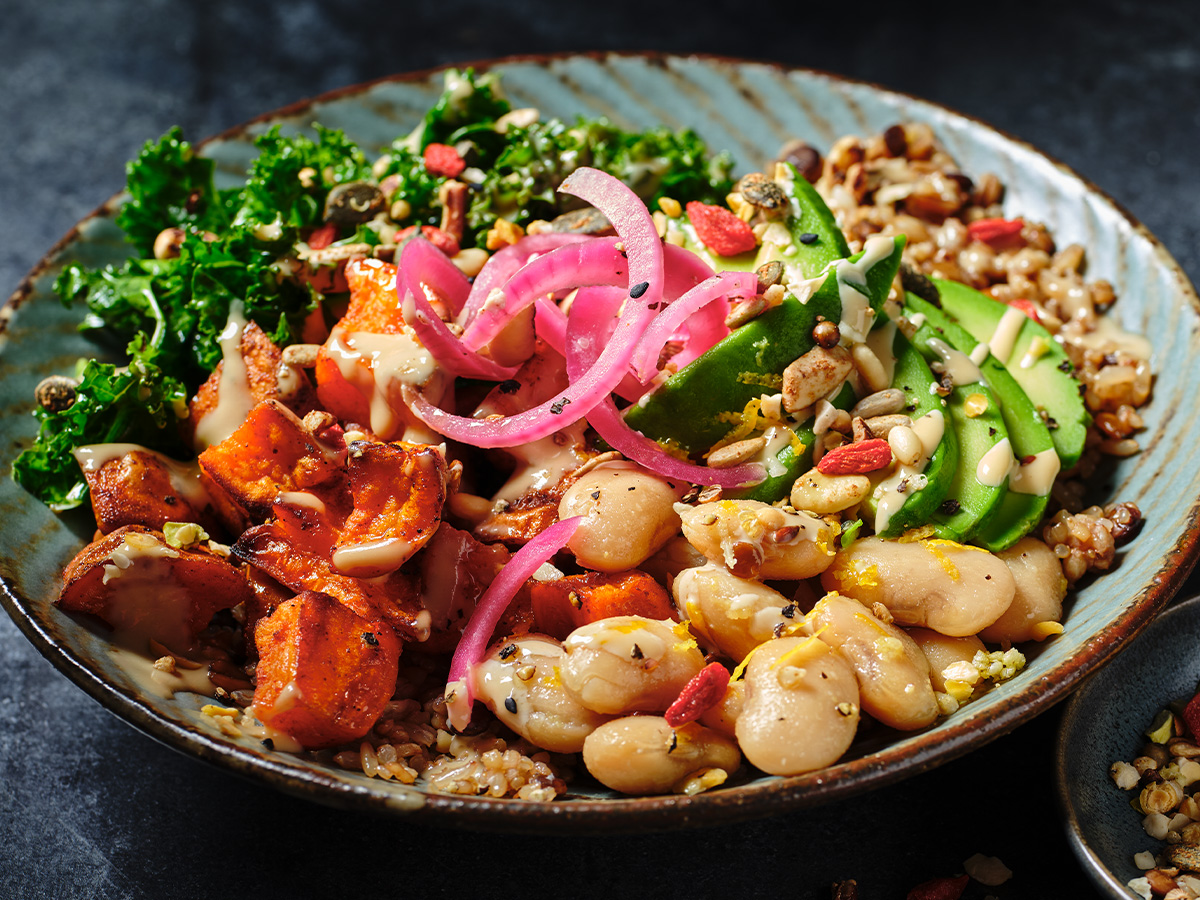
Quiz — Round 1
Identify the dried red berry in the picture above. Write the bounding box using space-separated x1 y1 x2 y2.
1005 298 1042 323
685 201 757 257
307 222 339 250
664 662 730 727
906 875 969 900
1183 690 1200 741
817 438 894 476
967 217 1025 248
396 225 461 258
423 143 466 178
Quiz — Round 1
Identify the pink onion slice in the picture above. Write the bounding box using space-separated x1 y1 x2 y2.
459 233 590 330
535 291 648 402
630 271 757 381
399 237 520 380
403 168 666 448
444 515 582 731
460 238 629 352
565 284 765 488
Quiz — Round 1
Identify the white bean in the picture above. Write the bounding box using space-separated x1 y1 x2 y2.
820 537 1015 636
582 716 741 795
907 628 986 692
978 537 1068 644
559 462 686 571
698 679 746 737
676 499 837 580
560 616 705 715
473 635 609 753
809 593 937 731
736 636 860 775
789 468 871 514
673 563 804 660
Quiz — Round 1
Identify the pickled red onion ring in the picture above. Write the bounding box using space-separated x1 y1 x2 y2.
398 237 519 380
444 516 582 731
534 292 648 402
565 284 765 488
459 233 590 331
402 168 665 447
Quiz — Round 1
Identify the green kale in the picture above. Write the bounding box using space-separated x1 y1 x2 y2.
417 69 510 149
116 127 232 257
12 357 189 510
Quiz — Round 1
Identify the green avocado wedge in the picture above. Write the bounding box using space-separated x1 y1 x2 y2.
624 238 904 456
904 307 1009 542
862 328 957 537
905 293 1057 551
933 278 1090 468
756 163 851 278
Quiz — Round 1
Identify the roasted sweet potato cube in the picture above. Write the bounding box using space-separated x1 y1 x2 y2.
252 591 400 749
198 399 349 522
243 564 294 658
330 441 448 578
530 569 679 640
58 525 253 652
314 345 372 428
341 258 404 334
79 447 227 536
232 521 426 641
187 320 317 449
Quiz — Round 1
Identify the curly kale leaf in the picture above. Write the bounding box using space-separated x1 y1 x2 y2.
417 69 510 149
115 127 232 257
12 357 189 510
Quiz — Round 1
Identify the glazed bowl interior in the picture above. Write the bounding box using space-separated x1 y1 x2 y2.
1058 593 1200 898
2 53 1199 831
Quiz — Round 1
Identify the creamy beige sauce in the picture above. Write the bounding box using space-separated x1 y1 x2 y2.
753 425 797 479
927 337 982 387
492 421 588 505
1071 315 1154 361
968 342 991 367
74 443 212 509
331 537 417 577
275 490 327 513
237 715 305 754
834 235 893 343
988 306 1028 366
1009 447 1060 496
872 409 945 534
98 532 195 652
864 319 898 386
107 644 215 700
976 437 1016 488
194 302 255 450
563 620 668 662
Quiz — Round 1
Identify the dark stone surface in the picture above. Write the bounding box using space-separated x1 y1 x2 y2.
2 1 1198 897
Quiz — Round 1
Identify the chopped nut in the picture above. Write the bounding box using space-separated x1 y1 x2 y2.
707 436 768 468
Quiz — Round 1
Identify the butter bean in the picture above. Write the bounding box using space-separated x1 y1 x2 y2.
582 716 741 795
473 635 609 753
821 537 1015 636
677 499 837 580
736 636 860 775
559 462 686 572
907 628 986 692
698 679 746 738
560 616 705 715
809 593 937 731
978 537 1068 644
673 563 803 660
790 467 871 514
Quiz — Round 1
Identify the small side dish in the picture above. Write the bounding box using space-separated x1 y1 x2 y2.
9 66 1157 803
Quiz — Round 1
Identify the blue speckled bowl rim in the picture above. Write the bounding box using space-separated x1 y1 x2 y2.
3 51 1200 833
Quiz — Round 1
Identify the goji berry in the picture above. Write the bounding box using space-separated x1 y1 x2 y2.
1183 690 1200 741
1005 298 1042 323
307 222 338 250
685 201 757 257
906 875 969 900
424 143 466 178
664 662 730 727
396 225 461 258
817 438 893 476
967 217 1025 248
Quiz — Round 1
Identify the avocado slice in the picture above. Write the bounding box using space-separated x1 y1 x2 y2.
905 293 1057 551
933 278 1090 467
902 298 1011 542
862 328 957 537
624 238 904 455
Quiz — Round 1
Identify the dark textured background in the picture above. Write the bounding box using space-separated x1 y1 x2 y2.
3 1 1198 897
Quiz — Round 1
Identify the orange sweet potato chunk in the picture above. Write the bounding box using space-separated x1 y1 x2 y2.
232 521 426 640
330 441 448 578
187 320 317 444
198 399 349 522
341 258 404 334
530 570 679 640
58 525 253 652
82 449 227 537
252 591 400 749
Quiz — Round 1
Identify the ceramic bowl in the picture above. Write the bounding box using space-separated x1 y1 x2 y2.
1058 593 1200 897
3 53 1199 831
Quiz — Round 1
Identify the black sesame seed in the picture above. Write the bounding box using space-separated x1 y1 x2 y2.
938 499 961 515
362 632 380 646
261 738 275 750
499 643 518 660
798 232 819 245
498 379 521 394
591 490 601 500
504 696 517 714
629 281 650 299
550 397 571 415
630 643 644 660
781 603 797 619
